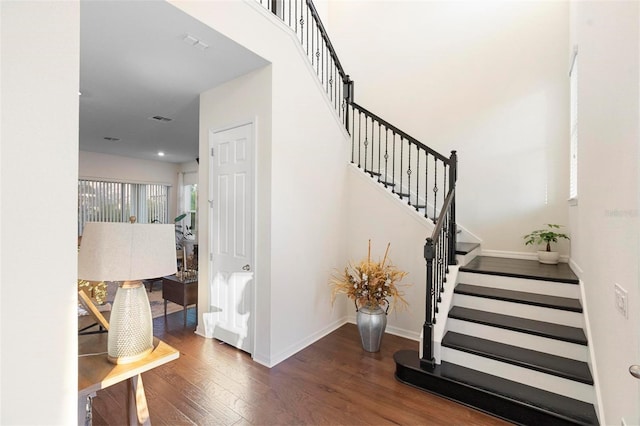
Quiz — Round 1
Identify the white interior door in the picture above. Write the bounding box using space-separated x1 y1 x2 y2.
208 123 254 354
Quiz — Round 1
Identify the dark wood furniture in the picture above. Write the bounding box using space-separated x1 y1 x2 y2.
162 275 198 327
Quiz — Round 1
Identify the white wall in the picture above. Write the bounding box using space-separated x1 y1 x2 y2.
173 0 351 366
347 165 431 341
328 1 571 256
79 150 181 221
569 2 640 424
1 1 79 423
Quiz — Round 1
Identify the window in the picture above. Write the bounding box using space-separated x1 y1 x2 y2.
569 46 578 201
78 179 170 235
183 184 198 237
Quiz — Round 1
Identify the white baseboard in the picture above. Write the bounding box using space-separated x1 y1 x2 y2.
481 249 569 263
260 317 349 368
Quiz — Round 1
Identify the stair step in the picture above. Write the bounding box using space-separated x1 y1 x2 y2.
442 332 593 384
379 180 396 187
395 350 598 425
455 242 480 255
455 283 582 312
460 256 579 284
448 306 587 345
364 169 381 177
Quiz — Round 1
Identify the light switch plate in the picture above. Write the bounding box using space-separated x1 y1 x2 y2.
614 283 628 318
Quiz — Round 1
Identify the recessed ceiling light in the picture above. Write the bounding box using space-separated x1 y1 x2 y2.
149 115 173 123
103 137 121 142
183 34 198 46
158 152 165 157
183 34 209 50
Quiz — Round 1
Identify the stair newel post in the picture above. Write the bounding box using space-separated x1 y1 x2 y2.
343 75 354 133
447 150 458 266
421 237 436 370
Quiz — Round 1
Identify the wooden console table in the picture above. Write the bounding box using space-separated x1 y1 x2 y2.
162 275 198 327
78 334 179 425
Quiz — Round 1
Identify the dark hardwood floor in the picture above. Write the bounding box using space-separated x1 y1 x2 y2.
90 310 511 425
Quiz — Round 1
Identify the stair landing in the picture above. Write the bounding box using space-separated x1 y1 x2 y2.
461 256 579 284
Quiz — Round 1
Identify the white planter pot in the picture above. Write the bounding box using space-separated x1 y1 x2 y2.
537 250 560 265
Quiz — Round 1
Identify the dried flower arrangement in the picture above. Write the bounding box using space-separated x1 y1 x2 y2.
330 240 409 312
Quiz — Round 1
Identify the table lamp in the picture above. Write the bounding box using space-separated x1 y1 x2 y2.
78 221 177 364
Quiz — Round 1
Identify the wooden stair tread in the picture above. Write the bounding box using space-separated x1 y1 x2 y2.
449 306 588 345
442 331 593 384
395 350 598 425
460 256 579 284
455 283 583 312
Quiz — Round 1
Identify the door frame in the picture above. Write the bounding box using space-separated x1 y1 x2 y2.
207 119 257 355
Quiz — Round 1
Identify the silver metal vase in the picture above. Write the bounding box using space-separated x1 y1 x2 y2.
356 304 387 352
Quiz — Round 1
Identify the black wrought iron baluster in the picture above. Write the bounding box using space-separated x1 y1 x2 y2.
369 116 374 175
311 18 315 66
415 148 420 211
317 28 321 77
350 105 355 160
424 154 429 219
377 122 381 180
392 132 397 192
384 128 389 187
399 137 404 200
407 143 412 206
288 0 291 27
444 212 450 274
363 115 369 172
331 63 336 108
299 3 304 45
432 160 438 223
357 110 362 167
306 6 309 55
295 0 298 33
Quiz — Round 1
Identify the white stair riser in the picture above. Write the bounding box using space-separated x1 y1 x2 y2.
441 347 594 404
452 294 584 328
458 272 580 299
456 247 481 267
447 319 588 362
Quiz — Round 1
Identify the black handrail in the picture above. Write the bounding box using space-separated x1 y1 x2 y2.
258 0 458 373
351 102 449 163
303 0 348 83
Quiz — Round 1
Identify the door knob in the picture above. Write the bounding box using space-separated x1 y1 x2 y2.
630 365 640 379
242 264 251 271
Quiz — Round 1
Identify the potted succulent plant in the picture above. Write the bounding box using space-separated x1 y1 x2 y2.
524 224 570 264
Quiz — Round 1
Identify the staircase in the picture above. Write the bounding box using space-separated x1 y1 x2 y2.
254 1 598 423
396 254 599 425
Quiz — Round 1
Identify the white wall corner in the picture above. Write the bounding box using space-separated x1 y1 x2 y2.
265 317 349 368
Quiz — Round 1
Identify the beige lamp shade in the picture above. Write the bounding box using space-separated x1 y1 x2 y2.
78 222 177 282
78 222 177 364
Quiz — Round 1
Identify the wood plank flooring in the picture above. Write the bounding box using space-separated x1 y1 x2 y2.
89 310 511 425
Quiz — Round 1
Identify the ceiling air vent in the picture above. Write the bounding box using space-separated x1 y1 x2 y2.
149 115 173 123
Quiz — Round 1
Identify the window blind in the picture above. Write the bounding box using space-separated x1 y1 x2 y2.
78 179 169 235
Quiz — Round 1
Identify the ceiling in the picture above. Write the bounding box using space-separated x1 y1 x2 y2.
80 0 269 164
